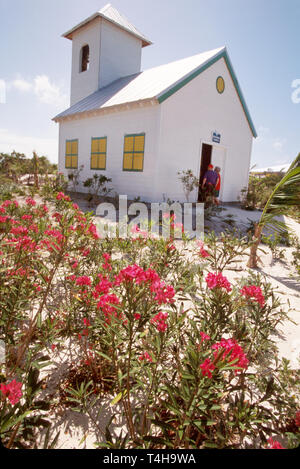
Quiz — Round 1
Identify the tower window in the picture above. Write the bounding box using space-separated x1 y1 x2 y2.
80 45 90 72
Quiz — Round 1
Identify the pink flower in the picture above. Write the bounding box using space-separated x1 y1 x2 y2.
114 264 144 285
134 313 141 320
206 272 232 293
88 223 100 240
114 264 175 305
131 224 141 234
295 411 300 427
56 192 70 202
200 332 211 342
200 358 215 379
0 379 23 405
75 276 91 286
163 213 176 221
151 312 168 332
139 351 152 362
10 226 28 236
212 338 249 373
97 294 121 323
153 283 175 305
71 260 79 270
25 197 36 207
267 438 285 449
2 200 13 208
102 253 112 271
93 275 112 297
197 241 210 258
240 285 265 307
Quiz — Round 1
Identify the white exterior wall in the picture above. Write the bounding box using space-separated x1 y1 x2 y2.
62 56 253 203
58 105 161 201
99 19 142 89
70 19 102 106
155 57 253 202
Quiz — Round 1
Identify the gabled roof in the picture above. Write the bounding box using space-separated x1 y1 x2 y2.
53 46 257 138
63 3 152 47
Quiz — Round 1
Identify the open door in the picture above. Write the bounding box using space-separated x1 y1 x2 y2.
198 143 212 201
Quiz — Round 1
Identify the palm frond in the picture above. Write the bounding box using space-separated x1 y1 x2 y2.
259 153 300 231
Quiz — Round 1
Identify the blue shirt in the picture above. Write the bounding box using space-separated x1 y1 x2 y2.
204 170 218 186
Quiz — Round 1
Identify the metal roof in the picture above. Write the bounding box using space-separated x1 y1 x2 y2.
54 47 224 116
63 3 152 47
53 46 257 138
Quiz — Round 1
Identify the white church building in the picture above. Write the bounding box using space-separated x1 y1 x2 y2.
53 3 257 203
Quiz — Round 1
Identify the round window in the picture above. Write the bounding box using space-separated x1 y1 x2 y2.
216 76 225 94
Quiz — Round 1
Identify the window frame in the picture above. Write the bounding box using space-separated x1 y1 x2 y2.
122 133 145 172
65 139 78 169
90 137 107 171
216 76 225 94
80 44 90 73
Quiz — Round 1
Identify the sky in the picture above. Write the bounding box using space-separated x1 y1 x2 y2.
0 0 300 169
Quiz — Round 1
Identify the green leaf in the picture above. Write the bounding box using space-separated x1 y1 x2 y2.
203 441 219 448
210 404 221 410
94 351 112 362
110 390 127 406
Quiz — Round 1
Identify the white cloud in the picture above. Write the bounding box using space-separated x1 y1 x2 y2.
0 79 6 103
12 78 33 93
33 75 68 108
272 139 286 152
258 126 270 134
9 75 68 109
255 126 270 143
0 128 58 163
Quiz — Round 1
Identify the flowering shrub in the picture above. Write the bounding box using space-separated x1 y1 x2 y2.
0 380 23 405
206 272 232 292
0 186 299 449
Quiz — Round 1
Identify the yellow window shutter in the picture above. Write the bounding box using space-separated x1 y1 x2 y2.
99 138 107 153
134 135 145 152
71 140 78 155
133 154 143 171
65 155 71 168
66 141 72 155
123 153 133 170
91 138 99 153
72 155 78 168
91 154 98 169
124 136 134 152
98 155 106 169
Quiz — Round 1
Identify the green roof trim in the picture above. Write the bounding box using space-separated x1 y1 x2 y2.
157 49 257 138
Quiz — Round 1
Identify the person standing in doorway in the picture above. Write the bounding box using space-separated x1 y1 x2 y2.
213 166 221 205
202 164 218 201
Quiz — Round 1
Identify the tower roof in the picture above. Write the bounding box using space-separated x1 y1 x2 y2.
62 3 152 47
